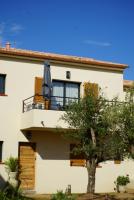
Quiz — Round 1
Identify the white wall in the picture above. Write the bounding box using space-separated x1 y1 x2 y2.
0 58 43 183
95 160 134 193
51 64 124 99
32 132 87 193
0 58 43 158
31 132 134 193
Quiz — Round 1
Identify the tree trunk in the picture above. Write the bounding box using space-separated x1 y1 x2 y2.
86 159 96 194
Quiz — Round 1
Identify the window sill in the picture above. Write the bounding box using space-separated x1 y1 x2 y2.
0 94 8 96
114 160 121 164
96 164 102 168
70 159 86 167
0 161 4 164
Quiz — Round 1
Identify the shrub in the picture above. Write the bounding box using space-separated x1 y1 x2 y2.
114 174 130 192
4 157 18 172
0 186 32 200
116 175 130 186
51 190 76 200
0 190 8 200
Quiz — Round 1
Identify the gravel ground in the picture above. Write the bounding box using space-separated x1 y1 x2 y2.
26 190 134 200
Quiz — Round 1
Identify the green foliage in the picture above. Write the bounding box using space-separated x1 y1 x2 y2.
5 157 18 172
62 87 134 193
0 191 7 200
114 175 130 192
116 175 130 186
51 191 76 200
121 86 134 158
62 88 134 163
0 188 31 200
63 94 119 162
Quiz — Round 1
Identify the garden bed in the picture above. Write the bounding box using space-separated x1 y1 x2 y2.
27 190 134 200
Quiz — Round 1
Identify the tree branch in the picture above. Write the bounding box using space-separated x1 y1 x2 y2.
91 127 96 147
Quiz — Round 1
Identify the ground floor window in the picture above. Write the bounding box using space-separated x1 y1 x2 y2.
0 141 3 163
0 74 6 94
70 144 86 167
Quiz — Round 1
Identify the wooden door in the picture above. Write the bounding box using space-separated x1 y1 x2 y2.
19 142 36 190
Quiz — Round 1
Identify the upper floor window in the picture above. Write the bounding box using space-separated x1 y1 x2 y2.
0 141 3 163
51 80 80 110
0 74 6 94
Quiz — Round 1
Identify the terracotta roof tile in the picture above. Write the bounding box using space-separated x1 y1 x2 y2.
0 47 128 70
123 80 134 88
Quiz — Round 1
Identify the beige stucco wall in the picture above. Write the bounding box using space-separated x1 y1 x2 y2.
51 63 124 99
0 56 133 193
30 132 134 193
32 132 87 193
0 58 43 185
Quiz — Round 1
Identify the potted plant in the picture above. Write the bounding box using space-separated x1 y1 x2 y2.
114 175 130 193
4 156 19 188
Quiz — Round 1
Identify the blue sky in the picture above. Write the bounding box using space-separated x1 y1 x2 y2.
0 0 134 80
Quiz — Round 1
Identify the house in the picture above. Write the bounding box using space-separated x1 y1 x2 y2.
0 43 134 193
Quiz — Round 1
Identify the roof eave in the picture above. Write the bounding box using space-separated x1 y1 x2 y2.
0 48 128 71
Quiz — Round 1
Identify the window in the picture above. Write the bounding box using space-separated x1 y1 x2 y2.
70 144 86 167
51 80 80 110
0 141 3 162
0 74 6 94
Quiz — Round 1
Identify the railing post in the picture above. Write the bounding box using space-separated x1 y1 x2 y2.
22 100 24 113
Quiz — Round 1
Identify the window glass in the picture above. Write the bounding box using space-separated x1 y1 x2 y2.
66 83 79 105
51 82 64 109
0 141 3 162
66 83 79 98
0 74 6 94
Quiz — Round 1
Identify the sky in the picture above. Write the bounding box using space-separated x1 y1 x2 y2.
0 0 134 80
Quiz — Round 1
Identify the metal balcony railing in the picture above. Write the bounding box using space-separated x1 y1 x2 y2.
22 94 79 113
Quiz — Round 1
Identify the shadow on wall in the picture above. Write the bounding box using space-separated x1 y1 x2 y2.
35 131 70 160
22 130 70 160
0 174 7 190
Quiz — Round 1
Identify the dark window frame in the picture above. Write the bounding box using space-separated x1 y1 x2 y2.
52 79 80 95
52 80 80 108
0 74 6 94
0 141 3 163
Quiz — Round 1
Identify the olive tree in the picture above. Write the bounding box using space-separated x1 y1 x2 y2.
61 83 134 193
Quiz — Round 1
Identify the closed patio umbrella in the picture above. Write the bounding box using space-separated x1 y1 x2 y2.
42 61 52 101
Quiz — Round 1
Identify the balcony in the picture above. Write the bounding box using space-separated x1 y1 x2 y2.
21 95 79 130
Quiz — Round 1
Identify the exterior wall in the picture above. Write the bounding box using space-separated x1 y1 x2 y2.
27 131 134 193
32 132 87 193
0 57 43 185
95 160 134 193
0 55 133 193
51 63 124 99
